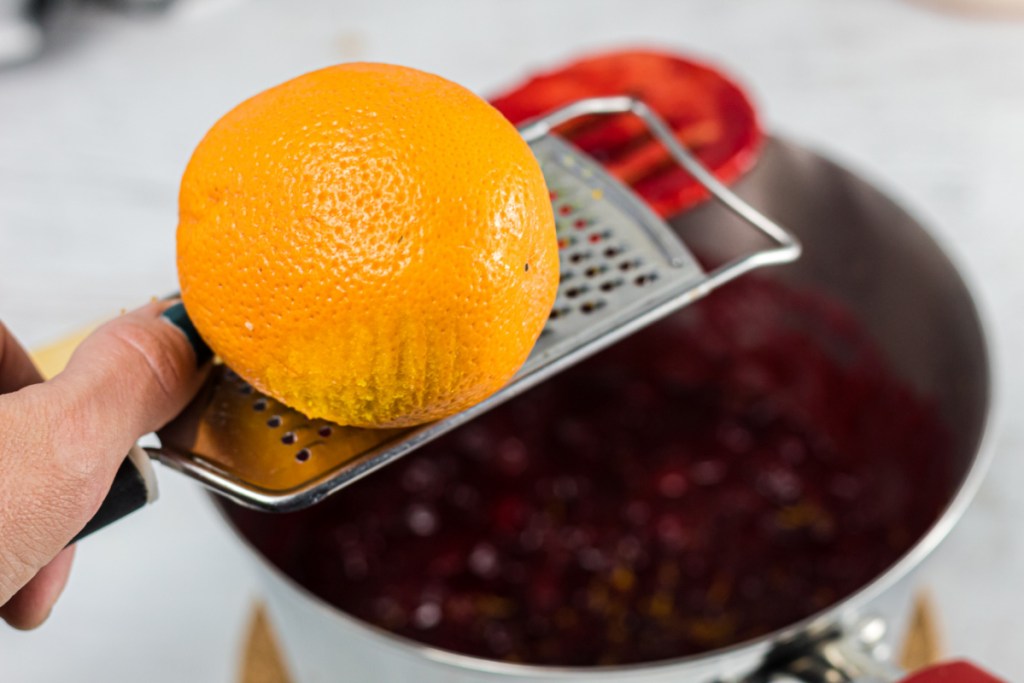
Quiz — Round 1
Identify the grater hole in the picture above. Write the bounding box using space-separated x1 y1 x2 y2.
600 279 624 292
569 251 592 264
253 399 268 412
318 425 333 438
282 432 297 445
295 448 311 463
559 271 574 283
573 218 588 230
635 273 660 287
558 205 573 216
584 265 608 278
239 384 254 395
558 237 577 250
267 415 282 428
588 233 603 244
549 307 572 320
603 246 624 258
619 259 642 272
580 300 606 314
565 285 589 299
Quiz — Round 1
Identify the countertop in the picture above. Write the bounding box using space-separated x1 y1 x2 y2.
1 0 1022 680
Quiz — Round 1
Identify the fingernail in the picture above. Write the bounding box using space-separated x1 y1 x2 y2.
161 303 213 367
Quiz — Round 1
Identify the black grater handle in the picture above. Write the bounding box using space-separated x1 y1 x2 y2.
72 444 158 542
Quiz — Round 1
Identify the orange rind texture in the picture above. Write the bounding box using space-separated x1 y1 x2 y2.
178 63 558 428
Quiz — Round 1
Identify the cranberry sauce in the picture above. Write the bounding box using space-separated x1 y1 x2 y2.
227 277 955 666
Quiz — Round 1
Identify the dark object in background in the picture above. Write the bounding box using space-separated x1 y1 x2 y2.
0 0 47 65
0 0 207 68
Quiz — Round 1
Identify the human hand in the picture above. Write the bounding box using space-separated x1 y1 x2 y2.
0 300 209 629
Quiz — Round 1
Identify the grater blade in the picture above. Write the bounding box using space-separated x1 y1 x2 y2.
153 97 800 512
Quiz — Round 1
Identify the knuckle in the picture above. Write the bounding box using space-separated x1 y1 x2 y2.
30 388 106 480
11 385 115 496
104 317 190 403
42 437 110 513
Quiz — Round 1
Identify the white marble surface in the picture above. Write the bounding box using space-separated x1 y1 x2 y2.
1 0 1023 680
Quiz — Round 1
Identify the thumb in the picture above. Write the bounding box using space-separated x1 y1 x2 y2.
53 299 212 451
0 300 210 604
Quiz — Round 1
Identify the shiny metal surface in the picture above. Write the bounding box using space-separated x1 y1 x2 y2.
149 97 800 512
217 138 994 682
754 617 903 682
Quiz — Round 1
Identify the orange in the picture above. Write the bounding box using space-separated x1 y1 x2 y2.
177 63 558 428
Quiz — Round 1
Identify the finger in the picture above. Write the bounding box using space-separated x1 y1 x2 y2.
0 546 75 630
0 321 44 393
0 327 66 630
0 299 210 606
51 299 212 445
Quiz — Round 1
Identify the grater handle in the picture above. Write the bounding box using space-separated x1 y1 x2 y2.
518 96 801 296
71 444 158 542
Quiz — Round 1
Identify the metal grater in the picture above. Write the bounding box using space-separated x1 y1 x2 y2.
151 97 801 512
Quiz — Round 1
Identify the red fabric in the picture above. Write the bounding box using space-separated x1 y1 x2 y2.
902 661 1006 683
490 49 762 218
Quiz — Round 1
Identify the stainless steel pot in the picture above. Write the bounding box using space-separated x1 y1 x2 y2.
215 138 994 683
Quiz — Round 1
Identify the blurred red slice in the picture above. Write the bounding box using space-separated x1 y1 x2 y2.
491 49 763 218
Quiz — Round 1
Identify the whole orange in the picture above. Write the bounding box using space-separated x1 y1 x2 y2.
177 63 558 428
